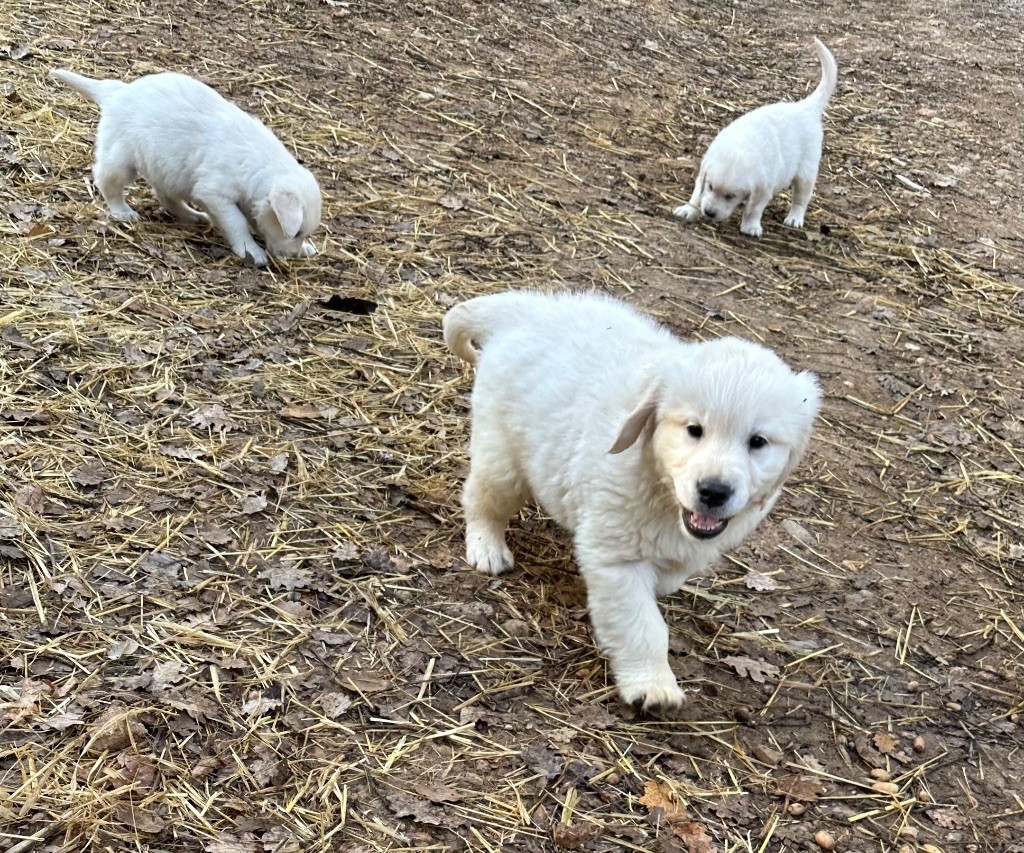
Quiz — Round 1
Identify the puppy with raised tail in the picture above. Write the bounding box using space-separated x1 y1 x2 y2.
51 69 321 266
444 291 820 712
674 38 837 237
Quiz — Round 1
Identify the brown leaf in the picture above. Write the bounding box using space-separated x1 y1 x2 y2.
71 460 108 486
438 194 467 210
317 692 353 718
721 655 779 684
189 403 240 433
639 779 687 821
86 705 148 754
552 821 604 849
13 483 45 513
673 821 718 852
113 804 164 834
773 773 827 803
873 732 899 755
416 782 464 804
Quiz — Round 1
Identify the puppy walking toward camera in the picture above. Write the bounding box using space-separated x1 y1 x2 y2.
51 69 321 265
674 38 837 237
444 291 820 711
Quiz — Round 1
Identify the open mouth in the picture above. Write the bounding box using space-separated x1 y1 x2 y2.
682 509 729 540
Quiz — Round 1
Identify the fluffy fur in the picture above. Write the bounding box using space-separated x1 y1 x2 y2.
51 69 321 266
673 38 837 237
444 291 821 711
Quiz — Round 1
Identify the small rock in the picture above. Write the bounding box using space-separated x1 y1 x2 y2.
898 826 918 840
870 768 891 781
907 680 920 692
945 702 961 712
917 790 932 803
872 781 900 795
787 802 806 816
913 736 925 753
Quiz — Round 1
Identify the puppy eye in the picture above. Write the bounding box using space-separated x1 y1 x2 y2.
748 434 768 450
724 194 736 202
687 424 703 439
706 182 714 192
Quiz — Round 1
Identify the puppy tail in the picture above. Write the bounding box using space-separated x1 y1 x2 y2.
50 69 127 105
804 38 837 112
443 292 538 366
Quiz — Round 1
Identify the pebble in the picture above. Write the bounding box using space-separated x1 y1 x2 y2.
782 518 817 547
918 790 932 803
813 830 835 851
907 680 920 692
605 772 620 785
921 845 944 853
869 768 891 781
872 781 900 795
898 826 919 840
787 802 806 816
945 701 962 711
913 735 925 753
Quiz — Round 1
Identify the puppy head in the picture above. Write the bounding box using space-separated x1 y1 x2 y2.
255 169 322 257
697 164 748 222
611 339 820 540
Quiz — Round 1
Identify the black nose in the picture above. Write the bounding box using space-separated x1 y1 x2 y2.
697 479 733 509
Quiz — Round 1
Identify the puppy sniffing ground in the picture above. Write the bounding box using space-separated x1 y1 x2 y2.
445 291 820 711
51 69 322 266
674 38 837 237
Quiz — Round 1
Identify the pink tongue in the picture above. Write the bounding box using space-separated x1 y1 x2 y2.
690 512 721 530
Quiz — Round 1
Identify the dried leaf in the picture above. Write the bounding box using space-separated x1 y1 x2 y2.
721 655 779 684
672 821 718 852
552 821 604 849
873 732 899 755
773 773 827 803
71 460 108 486
438 194 467 210
280 402 339 419
189 403 240 433
744 570 778 591
638 779 687 821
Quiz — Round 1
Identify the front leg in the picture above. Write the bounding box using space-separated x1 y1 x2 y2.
672 169 705 221
739 189 773 237
194 194 269 266
581 559 686 712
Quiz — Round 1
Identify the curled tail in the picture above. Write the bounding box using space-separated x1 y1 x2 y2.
443 291 545 366
51 68 127 105
803 38 837 113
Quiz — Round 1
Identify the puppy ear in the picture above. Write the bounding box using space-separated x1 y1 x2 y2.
609 382 660 454
269 188 304 239
758 370 822 507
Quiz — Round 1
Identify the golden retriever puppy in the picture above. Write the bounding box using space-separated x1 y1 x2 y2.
444 291 820 711
674 39 837 237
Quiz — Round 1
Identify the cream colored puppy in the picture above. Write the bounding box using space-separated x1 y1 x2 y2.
52 69 321 266
674 39 837 237
444 291 820 711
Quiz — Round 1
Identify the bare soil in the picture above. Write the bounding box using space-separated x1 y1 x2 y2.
1 1 1022 852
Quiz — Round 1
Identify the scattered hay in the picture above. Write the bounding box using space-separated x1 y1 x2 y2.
1 1 1022 852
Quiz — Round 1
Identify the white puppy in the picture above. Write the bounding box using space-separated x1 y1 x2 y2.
444 291 820 712
674 39 837 237
51 69 321 266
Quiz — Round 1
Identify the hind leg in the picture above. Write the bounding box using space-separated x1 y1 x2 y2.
462 435 528 575
155 191 209 226
784 172 817 229
93 152 140 221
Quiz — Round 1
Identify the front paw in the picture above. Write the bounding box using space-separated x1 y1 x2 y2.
300 239 317 257
465 538 514 575
783 213 805 229
238 243 269 267
740 220 764 238
672 203 702 222
616 666 687 713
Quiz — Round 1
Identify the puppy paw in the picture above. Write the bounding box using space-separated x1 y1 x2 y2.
740 221 764 238
239 245 269 267
299 239 317 257
109 208 141 222
465 539 514 575
672 203 702 222
784 213 805 229
617 670 687 714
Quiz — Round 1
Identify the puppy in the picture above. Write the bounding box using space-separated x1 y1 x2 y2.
674 39 837 237
51 69 321 266
444 291 820 711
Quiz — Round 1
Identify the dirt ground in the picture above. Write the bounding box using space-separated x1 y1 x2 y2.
2 1 1023 851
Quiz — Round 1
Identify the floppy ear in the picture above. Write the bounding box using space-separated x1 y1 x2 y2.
609 382 661 454
269 188 304 239
758 370 822 507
